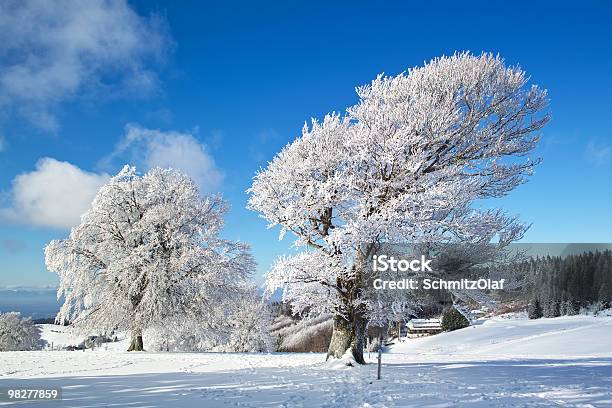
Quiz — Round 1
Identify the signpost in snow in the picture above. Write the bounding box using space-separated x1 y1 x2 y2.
377 347 382 380
377 331 383 380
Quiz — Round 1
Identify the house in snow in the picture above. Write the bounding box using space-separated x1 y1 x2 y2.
406 318 442 337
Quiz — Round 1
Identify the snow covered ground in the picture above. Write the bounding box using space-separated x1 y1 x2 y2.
36 325 96 350
1 315 611 407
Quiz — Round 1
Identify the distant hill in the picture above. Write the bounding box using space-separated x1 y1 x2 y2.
0 284 279 320
0 287 61 319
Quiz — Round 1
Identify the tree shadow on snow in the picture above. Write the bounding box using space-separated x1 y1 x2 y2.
383 357 612 407
1 357 611 407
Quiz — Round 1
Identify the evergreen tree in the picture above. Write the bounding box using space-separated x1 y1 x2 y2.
565 300 578 316
543 299 560 318
528 298 543 319
524 250 612 311
441 307 470 331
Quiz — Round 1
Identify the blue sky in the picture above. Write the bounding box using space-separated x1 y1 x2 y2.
0 0 611 287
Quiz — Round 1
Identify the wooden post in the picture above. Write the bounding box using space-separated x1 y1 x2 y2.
377 329 383 380
377 347 382 380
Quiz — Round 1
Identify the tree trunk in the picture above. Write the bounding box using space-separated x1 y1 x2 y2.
326 246 373 365
352 312 367 364
326 310 367 365
127 328 144 351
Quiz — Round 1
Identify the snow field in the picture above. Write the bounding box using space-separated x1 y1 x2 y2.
0 315 611 407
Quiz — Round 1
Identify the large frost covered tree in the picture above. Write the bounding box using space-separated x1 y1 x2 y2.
46 166 254 351
248 52 549 364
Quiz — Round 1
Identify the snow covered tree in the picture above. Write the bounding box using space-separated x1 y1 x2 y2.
46 166 255 351
528 298 543 319
560 299 578 316
543 299 561 318
249 52 549 364
441 306 470 332
146 285 272 352
222 286 273 352
0 312 43 351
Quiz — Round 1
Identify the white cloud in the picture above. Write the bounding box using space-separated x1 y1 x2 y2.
0 0 170 132
103 124 224 193
0 124 223 229
0 158 110 229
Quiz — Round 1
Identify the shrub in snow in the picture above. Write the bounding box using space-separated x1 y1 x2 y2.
595 307 612 317
441 307 469 332
528 298 543 319
0 312 43 351
146 316 218 352
580 301 607 316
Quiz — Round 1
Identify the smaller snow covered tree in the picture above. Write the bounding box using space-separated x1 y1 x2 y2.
599 283 612 304
441 307 470 332
565 300 578 316
0 312 43 351
223 287 272 352
528 298 543 319
543 299 561 318
45 166 255 351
